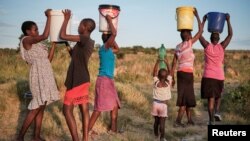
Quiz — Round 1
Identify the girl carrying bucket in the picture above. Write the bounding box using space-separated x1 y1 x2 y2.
199 14 233 125
17 9 60 141
152 56 174 141
88 15 121 136
172 8 203 127
60 9 96 141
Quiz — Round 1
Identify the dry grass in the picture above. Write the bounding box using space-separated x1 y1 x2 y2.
0 48 249 140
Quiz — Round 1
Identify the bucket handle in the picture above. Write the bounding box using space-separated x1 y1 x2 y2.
99 9 120 19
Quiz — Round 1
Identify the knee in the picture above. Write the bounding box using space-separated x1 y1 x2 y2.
63 105 71 116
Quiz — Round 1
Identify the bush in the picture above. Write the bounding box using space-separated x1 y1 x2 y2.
116 52 125 59
222 81 250 120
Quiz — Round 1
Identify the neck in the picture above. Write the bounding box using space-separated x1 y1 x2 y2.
159 79 166 82
80 31 90 37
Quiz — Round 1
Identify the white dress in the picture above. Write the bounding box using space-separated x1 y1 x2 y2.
20 37 59 110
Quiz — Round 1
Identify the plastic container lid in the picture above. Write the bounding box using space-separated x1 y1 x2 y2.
99 4 120 11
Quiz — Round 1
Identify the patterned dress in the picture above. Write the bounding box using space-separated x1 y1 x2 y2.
20 37 59 110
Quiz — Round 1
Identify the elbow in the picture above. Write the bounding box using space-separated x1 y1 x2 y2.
60 32 66 40
111 31 117 37
41 34 49 40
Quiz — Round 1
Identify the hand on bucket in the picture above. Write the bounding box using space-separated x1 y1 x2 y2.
45 9 52 17
105 15 112 22
62 9 71 21
203 14 207 22
193 8 198 17
226 13 230 21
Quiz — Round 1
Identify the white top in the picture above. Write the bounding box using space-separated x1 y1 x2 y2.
153 76 172 101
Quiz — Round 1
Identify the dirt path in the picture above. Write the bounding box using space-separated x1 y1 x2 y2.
88 82 210 141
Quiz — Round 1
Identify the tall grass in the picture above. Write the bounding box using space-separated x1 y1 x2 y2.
0 48 249 140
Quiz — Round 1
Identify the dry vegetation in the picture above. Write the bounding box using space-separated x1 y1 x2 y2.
0 46 249 141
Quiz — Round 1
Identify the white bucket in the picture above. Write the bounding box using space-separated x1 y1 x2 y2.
50 10 71 42
99 5 120 33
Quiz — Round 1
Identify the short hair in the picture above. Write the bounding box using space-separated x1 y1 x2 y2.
158 68 168 79
102 33 111 43
80 18 96 33
21 21 36 35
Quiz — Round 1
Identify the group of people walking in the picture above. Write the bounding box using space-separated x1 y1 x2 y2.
16 6 232 141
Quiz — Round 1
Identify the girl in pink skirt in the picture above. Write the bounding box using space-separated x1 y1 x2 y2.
89 15 120 135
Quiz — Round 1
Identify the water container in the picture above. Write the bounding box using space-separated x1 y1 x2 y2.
99 4 120 32
207 12 226 33
176 6 194 31
50 10 71 42
159 44 166 69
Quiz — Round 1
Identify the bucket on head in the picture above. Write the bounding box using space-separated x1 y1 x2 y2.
159 44 166 69
50 10 71 42
176 6 194 31
99 4 120 33
207 12 226 33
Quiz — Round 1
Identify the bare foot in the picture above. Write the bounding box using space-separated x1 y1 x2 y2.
32 137 46 141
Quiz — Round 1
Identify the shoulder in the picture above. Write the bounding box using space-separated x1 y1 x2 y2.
153 76 159 83
79 35 95 48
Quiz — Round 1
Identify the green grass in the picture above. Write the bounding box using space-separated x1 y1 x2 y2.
0 47 249 140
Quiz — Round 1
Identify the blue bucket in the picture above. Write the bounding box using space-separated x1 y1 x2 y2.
207 12 226 33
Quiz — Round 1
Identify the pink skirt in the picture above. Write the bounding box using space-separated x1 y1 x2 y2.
94 76 121 111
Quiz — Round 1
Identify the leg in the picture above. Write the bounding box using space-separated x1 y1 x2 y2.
159 117 166 140
176 106 185 123
153 116 160 137
89 110 101 131
214 97 222 121
214 97 221 114
79 104 89 141
110 105 118 132
63 104 79 141
33 104 46 141
186 107 194 125
208 97 215 124
17 107 42 141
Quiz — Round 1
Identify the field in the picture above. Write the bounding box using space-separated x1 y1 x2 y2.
0 46 250 141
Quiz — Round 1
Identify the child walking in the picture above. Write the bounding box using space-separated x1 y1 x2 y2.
17 9 59 141
152 57 174 141
199 14 233 125
172 8 203 127
88 15 120 135
60 9 96 141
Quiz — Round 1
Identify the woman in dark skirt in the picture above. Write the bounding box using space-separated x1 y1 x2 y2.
199 14 232 125
172 8 203 127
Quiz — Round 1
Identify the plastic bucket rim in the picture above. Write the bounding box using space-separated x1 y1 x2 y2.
50 10 64 16
176 6 194 12
99 4 120 11
207 12 226 15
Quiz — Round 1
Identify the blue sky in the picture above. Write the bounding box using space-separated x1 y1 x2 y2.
0 0 250 49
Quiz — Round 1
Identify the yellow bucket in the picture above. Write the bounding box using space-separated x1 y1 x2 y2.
176 6 194 31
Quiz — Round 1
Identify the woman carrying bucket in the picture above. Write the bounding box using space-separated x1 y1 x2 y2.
199 13 233 125
172 7 203 127
88 14 121 135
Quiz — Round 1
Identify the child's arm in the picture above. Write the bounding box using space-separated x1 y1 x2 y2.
171 54 177 87
199 15 209 48
23 9 52 50
164 56 171 74
48 42 57 62
221 14 233 49
152 59 160 77
191 8 203 44
105 15 117 51
60 9 80 42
